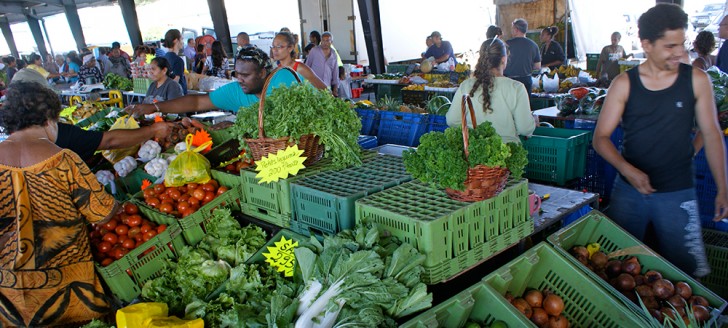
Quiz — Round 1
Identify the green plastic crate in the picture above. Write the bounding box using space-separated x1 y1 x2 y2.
96 221 185 303
208 127 237 146
703 229 728 301
483 243 650 328
356 179 529 284
376 84 404 101
289 155 412 237
120 168 157 196
521 127 590 185
586 53 600 71
547 211 727 322
133 187 242 245
401 281 532 328
240 150 379 228
211 169 242 190
133 78 153 94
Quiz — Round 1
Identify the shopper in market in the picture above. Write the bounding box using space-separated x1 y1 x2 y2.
126 46 301 116
236 32 252 56
486 25 503 39
61 52 81 83
595 32 628 82
305 31 339 96
202 40 230 79
272 31 326 89
163 29 188 95
0 80 117 326
133 45 151 66
304 30 321 57
11 68 173 161
594 4 728 278
716 15 728 73
2 56 18 83
539 26 565 70
194 43 206 74
504 19 541 93
446 38 536 144
144 57 184 104
107 47 131 78
423 31 455 65
184 38 197 70
78 54 104 84
111 41 132 62
96 48 112 76
692 31 716 71
27 53 61 81
421 36 434 58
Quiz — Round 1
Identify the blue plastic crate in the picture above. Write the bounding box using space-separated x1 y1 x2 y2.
354 108 380 135
357 135 378 149
694 136 728 223
427 115 448 133
376 111 429 146
571 124 623 204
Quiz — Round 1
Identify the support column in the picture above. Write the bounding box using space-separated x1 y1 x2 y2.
207 0 233 57
0 17 19 59
118 0 143 48
356 0 385 74
63 0 87 51
26 13 49 59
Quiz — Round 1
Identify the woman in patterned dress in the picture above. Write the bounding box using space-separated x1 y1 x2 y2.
0 81 118 326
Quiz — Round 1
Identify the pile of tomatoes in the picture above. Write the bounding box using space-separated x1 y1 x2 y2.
90 203 168 267
141 179 229 218
222 157 254 175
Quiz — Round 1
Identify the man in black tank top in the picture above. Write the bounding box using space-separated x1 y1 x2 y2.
593 4 728 278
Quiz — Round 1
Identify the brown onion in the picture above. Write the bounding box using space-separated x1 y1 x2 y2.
653 279 675 300
621 290 638 303
634 274 646 286
548 314 570 328
692 304 710 323
689 295 709 307
636 285 654 298
571 246 588 260
606 260 623 278
525 289 544 308
622 256 641 276
649 309 664 323
597 271 608 281
543 293 565 317
644 270 663 285
617 273 636 291
512 298 533 319
641 296 660 310
504 292 515 303
531 307 549 327
668 294 686 309
675 282 692 300
675 306 686 317
660 307 678 321
591 251 608 270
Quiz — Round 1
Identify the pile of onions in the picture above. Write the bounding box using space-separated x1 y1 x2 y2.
508 289 568 328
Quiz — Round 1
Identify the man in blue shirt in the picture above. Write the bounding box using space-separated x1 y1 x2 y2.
423 31 455 65
715 15 728 73
126 47 301 115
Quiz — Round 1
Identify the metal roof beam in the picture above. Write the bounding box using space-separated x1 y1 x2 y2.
24 0 65 7
0 3 27 15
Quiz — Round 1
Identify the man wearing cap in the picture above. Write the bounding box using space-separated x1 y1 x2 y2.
423 31 455 65
10 68 172 161
111 41 131 62
79 54 104 84
127 47 302 116
504 18 541 93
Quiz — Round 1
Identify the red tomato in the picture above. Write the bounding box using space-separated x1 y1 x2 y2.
180 209 193 218
178 194 190 203
98 228 109 236
146 197 160 208
102 233 118 245
89 230 100 239
127 215 142 227
101 258 113 267
188 197 200 207
97 241 112 253
209 179 219 188
192 188 206 201
143 230 157 242
143 188 156 199
156 225 167 234
216 186 228 195
187 183 198 190
111 248 125 260
168 189 181 201
128 226 141 238
225 164 235 172
153 184 166 195
115 225 129 236
177 201 190 213
178 186 188 194
118 235 129 244
122 238 136 249
203 191 216 203
202 183 216 192
159 203 174 214
134 233 144 242
123 203 139 215
159 194 171 202
102 219 118 231
140 224 152 234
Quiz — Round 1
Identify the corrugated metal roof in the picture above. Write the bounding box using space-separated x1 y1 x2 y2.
0 0 114 24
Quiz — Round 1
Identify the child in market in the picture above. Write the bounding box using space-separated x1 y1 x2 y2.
337 66 352 100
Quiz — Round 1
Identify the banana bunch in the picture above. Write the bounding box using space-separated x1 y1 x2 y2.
403 84 425 91
454 63 470 73
557 66 580 78
558 80 574 93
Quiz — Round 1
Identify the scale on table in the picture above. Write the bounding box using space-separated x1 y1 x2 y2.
191 111 235 124
78 83 106 93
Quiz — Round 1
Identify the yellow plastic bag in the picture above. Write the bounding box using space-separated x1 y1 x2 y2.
116 302 168 328
102 116 141 164
143 316 204 328
164 134 212 187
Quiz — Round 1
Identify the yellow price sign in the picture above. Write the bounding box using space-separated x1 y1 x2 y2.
255 145 307 183
263 236 299 277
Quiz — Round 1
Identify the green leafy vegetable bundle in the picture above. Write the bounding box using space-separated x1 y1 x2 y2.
234 83 362 169
103 73 133 91
403 122 528 191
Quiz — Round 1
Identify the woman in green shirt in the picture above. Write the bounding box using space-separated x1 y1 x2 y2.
446 38 536 144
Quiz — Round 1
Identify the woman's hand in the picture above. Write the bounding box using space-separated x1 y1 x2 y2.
125 104 155 116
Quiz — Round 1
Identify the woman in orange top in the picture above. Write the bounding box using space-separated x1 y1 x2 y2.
271 31 327 90
0 81 117 326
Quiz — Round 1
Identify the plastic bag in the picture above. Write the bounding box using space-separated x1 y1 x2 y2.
164 134 213 187
542 74 559 93
102 116 141 164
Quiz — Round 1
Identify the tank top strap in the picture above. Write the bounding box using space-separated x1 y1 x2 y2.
293 61 300 71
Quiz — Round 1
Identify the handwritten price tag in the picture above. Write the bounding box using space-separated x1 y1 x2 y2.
262 236 299 277
255 145 306 183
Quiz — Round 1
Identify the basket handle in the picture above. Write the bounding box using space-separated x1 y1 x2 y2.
460 94 478 158
257 66 303 139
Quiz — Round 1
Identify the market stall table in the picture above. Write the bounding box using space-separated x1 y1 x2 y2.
530 183 599 234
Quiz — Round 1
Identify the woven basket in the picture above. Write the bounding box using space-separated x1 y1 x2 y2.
244 67 324 166
444 95 510 202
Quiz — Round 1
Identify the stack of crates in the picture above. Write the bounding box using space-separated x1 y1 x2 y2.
694 136 728 230
356 179 531 284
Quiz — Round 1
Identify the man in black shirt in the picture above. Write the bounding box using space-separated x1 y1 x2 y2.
11 68 171 161
594 4 727 277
